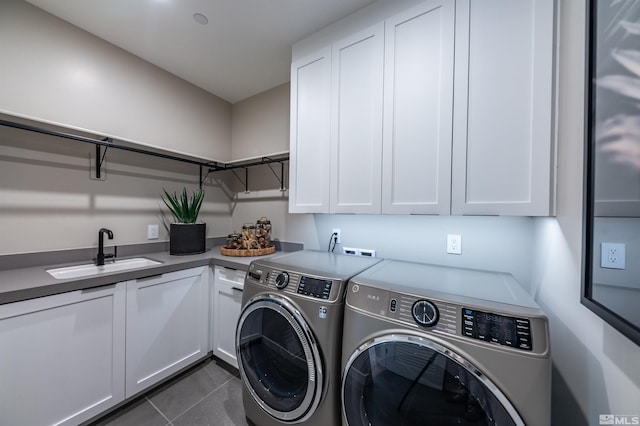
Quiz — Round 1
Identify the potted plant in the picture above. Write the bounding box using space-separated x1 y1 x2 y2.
162 187 206 255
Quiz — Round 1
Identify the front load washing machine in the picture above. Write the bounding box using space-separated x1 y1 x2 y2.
236 250 381 426
341 259 551 426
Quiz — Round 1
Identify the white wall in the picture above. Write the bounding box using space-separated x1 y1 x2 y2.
311 214 534 288
531 0 640 424
231 83 290 160
0 125 233 255
0 0 231 162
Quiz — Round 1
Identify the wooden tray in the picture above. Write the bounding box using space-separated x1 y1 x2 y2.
220 245 276 257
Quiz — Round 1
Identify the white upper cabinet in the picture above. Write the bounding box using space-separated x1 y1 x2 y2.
289 0 556 216
381 1 455 214
451 0 556 215
330 24 385 214
289 48 332 213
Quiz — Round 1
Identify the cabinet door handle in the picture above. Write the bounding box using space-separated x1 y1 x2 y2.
136 274 163 282
81 283 116 293
231 287 244 292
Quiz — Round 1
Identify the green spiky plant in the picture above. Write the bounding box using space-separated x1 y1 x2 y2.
162 188 205 224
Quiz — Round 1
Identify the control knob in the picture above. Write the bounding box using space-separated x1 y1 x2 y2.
275 272 289 289
412 300 439 327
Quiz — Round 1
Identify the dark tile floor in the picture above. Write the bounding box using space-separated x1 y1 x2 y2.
90 357 248 426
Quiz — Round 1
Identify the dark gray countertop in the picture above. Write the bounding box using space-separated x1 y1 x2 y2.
0 246 283 305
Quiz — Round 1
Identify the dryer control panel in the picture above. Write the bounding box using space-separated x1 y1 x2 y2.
462 308 532 351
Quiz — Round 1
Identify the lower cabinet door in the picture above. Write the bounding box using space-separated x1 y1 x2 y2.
212 269 244 368
125 266 209 398
0 283 126 426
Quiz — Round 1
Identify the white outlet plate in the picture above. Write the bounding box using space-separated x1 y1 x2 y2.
601 242 625 269
343 247 376 257
332 228 341 244
447 234 462 255
148 224 159 240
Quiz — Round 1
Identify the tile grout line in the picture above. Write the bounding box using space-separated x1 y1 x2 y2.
168 376 238 423
146 396 174 426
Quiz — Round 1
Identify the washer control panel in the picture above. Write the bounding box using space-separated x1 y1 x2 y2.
297 276 333 300
462 308 532 351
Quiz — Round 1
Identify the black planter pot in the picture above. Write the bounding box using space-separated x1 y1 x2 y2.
170 223 206 255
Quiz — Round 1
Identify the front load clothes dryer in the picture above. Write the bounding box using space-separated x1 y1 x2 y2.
341 259 551 426
236 250 381 426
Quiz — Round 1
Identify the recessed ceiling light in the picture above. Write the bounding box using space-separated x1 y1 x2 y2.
193 13 208 25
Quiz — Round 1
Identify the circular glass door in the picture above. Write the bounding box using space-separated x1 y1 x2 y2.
342 334 524 426
236 295 323 423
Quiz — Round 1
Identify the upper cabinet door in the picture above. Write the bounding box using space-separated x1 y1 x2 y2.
289 49 332 213
382 0 455 215
330 24 385 214
451 0 556 216
289 48 332 213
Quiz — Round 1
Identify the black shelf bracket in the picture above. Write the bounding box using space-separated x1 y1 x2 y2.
229 168 250 193
266 161 286 192
95 137 113 179
207 155 289 193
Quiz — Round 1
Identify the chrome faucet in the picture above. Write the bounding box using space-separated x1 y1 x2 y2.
97 228 116 266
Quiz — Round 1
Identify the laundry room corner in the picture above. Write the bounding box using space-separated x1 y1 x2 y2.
531 0 640 423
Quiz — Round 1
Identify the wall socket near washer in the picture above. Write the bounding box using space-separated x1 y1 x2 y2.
343 247 376 257
447 234 462 255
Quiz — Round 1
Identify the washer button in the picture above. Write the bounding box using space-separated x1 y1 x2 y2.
389 299 397 312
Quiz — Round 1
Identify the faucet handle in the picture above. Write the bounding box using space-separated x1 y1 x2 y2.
104 246 117 262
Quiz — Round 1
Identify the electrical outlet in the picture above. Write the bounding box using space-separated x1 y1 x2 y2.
332 229 341 244
601 242 625 269
148 224 159 240
343 247 376 257
447 234 462 255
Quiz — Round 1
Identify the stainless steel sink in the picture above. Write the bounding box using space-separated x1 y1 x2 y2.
46 257 162 279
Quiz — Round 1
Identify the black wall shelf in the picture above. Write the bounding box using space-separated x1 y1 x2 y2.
0 118 288 191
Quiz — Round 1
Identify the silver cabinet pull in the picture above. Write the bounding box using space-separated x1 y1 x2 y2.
136 274 163 282
81 283 116 293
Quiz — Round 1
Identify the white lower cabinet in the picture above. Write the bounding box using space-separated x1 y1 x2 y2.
125 266 209 397
0 265 213 424
0 283 126 426
211 266 245 368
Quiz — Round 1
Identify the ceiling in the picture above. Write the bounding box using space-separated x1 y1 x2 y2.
25 0 377 104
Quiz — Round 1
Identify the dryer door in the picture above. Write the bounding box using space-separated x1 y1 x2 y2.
236 294 323 423
342 334 524 426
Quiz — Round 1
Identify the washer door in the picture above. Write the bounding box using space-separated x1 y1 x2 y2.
342 334 524 426
236 295 323 423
